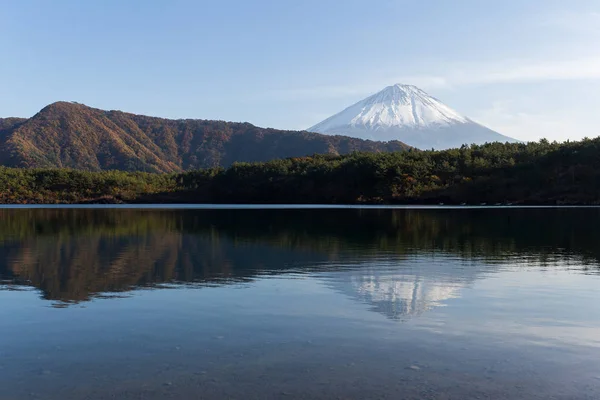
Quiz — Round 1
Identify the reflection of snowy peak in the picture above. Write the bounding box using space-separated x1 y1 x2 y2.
308 84 518 150
351 274 463 318
324 257 488 320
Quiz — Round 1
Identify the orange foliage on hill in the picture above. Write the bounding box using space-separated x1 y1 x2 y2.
0 102 410 172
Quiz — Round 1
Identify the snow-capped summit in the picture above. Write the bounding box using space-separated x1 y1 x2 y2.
312 84 468 130
308 84 518 150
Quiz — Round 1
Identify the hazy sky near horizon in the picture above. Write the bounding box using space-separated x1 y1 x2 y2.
2 0 599 142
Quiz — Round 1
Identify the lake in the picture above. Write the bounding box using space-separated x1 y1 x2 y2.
1 207 600 399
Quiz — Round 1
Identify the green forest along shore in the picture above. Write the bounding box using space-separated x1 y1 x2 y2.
1 138 599 205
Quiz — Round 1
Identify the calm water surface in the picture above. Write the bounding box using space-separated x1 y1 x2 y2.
1 208 600 399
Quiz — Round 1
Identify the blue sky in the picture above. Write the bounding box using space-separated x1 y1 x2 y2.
2 0 599 142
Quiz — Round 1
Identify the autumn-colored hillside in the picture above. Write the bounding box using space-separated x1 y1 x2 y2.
0 117 26 131
0 102 410 172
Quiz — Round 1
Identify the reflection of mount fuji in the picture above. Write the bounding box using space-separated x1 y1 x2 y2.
324 258 484 320
349 272 463 319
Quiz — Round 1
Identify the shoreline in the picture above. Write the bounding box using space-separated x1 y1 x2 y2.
1 203 600 209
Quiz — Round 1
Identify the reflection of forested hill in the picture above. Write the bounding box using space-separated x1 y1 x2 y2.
0 232 333 303
0 208 599 305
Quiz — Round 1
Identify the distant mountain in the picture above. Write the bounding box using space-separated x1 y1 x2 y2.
0 102 410 172
0 117 26 131
308 84 518 150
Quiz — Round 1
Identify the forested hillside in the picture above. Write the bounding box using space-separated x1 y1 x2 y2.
0 137 599 205
0 102 409 172
0 117 26 131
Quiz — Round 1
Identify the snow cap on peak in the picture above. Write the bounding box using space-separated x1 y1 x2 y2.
309 84 468 133
383 84 428 95
389 83 420 90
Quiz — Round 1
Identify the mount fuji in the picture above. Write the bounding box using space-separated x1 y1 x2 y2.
308 84 518 150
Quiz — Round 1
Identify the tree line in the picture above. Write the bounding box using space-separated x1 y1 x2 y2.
1 137 599 204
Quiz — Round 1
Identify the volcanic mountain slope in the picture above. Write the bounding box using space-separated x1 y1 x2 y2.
0 102 410 172
308 84 518 150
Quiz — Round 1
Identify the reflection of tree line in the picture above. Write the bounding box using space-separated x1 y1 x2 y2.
0 208 599 303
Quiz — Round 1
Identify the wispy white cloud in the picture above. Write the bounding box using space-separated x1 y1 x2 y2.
264 84 376 101
264 75 450 102
472 100 596 143
268 57 600 102
453 57 600 85
537 10 600 35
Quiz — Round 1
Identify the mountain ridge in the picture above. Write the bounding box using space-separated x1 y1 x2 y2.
0 101 410 172
308 84 518 150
